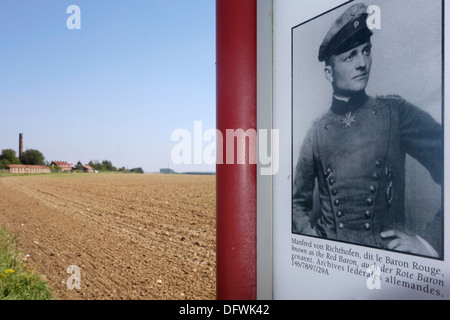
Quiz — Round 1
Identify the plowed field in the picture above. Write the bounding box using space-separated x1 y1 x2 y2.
0 173 216 300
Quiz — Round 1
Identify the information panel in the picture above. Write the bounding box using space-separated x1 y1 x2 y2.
272 0 449 299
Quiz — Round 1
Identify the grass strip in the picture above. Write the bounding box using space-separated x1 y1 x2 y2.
0 228 52 300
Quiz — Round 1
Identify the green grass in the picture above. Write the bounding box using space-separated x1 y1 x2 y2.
0 229 52 300
0 172 53 178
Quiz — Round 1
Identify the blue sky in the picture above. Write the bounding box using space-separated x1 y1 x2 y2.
0 0 216 173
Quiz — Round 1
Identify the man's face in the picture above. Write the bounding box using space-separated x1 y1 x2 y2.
326 42 372 94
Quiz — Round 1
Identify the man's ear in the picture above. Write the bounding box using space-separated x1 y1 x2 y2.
324 65 333 83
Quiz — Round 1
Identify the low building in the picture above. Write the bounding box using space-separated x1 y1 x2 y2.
51 161 73 172
82 165 94 173
8 164 51 174
160 168 175 174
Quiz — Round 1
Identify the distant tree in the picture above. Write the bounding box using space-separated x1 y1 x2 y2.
130 167 144 174
88 160 102 171
19 149 45 165
50 164 62 173
74 161 84 171
86 160 117 172
0 149 21 165
0 159 9 169
101 160 115 171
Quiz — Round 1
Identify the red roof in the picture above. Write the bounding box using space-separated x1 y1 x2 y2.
52 161 73 167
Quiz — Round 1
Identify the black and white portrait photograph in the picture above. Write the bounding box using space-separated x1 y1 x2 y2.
291 0 444 259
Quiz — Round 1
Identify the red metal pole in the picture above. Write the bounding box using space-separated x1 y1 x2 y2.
216 0 257 300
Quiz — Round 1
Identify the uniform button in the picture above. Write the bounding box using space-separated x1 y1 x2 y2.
369 185 376 193
372 109 378 115
364 223 370 230
326 167 331 174
329 178 335 185
339 223 344 229
366 198 373 206
365 210 371 218
376 160 382 167
373 173 379 180
334 199 340 206
337 211 343 218
325 124 330 130
331 189 338 196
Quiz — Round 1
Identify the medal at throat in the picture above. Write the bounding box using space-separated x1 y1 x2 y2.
342 112 356 128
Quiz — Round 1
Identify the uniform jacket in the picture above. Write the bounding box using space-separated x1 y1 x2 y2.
292 92 443 256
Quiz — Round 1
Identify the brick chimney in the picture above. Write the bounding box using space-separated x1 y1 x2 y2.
19 133 23 157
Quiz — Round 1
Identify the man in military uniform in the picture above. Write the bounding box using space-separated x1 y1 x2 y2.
292 3 443 258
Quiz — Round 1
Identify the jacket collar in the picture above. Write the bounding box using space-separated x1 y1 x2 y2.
330 91 369 115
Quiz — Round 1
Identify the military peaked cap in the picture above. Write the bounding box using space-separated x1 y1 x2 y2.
318 2 373 62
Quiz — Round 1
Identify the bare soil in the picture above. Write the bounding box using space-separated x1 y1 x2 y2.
0 173 216 300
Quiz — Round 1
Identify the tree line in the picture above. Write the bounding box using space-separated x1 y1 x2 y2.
0 149 44 169
0 149 143 173
85 160 144 174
